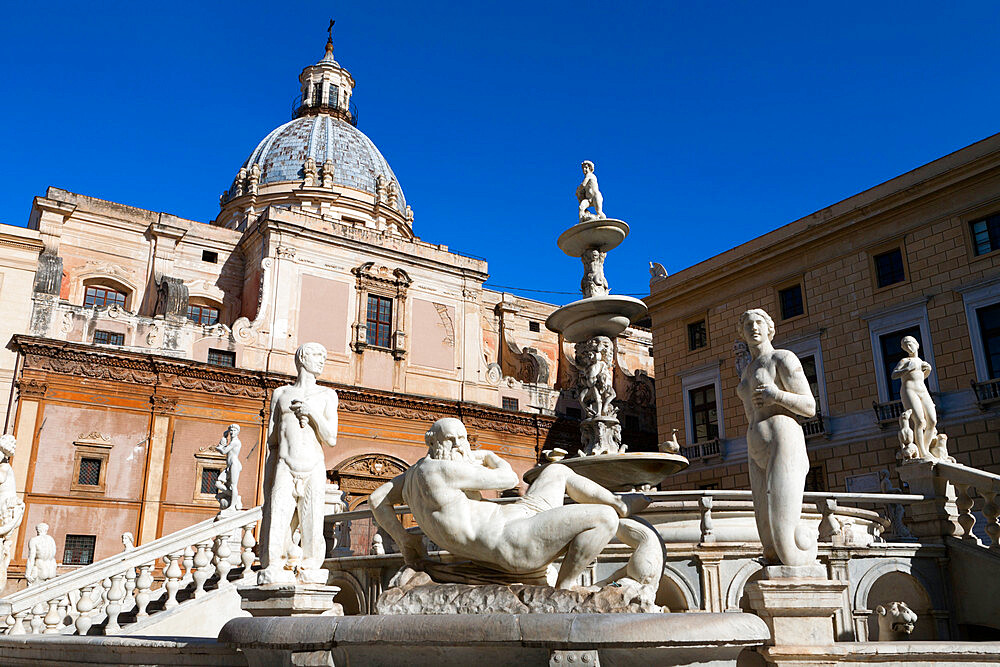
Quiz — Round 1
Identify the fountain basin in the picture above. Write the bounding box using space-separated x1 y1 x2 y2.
523 453 689 491
545 295 647 343
557 218 630 256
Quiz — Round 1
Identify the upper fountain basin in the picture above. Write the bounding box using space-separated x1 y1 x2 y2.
557 218 630 257
546 295 648 343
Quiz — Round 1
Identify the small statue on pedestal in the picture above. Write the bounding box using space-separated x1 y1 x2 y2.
892 336 941 461
26 523 57 585
215 424 243 514
576 160 605 222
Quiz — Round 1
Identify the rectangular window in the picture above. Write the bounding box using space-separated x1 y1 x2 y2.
799 355 821 405
971 214 1000 256
977 303 1000 379
93 330 124 346
874 248 906 288
328 85 339 108
366 295 393 349
688 384 718 442
187 304 219 326
778 284 804 319
879 326 922 401
207 348 236 367
528 321 540 333
688 320 707 351
201 250 218 263
313 83 323 105
502 397 519 411
84 286 127 309
77 458 102 486
805 465 826 492
200 468 221 495
63 534 96 566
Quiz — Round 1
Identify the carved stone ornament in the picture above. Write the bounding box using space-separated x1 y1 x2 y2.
15 379 47 399
149 395 178 414
232 257 274 345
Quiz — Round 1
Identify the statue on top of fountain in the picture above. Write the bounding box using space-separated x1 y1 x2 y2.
370 418 661 599
576 160 605 222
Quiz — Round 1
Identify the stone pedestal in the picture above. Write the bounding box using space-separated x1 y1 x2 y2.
239 583 343 618
897 460 962 540
744 565 847 647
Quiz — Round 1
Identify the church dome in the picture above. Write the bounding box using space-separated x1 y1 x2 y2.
241 115 406 214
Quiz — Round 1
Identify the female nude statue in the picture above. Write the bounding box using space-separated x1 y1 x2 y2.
892 336 937 460
736 309 817 566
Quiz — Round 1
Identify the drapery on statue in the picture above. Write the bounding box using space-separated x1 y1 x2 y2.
370 418 661 591
892 336 945 461
736 309 818 566
214 424 243 513
576 160 605 222
0 435 23 590
258 342 339 585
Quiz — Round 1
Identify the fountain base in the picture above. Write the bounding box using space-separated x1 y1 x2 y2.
523 452 689 492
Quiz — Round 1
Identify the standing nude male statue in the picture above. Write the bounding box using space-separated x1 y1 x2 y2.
26 522 57 585
371 418 661 590
258 342 339 585
576 160 605 222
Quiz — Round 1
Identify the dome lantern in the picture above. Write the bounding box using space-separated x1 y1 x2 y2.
295 21 357 125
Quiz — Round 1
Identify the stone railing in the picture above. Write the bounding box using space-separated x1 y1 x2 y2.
801 411 829 439
935 461 1000 551
0 506 260 635
681 438 722 462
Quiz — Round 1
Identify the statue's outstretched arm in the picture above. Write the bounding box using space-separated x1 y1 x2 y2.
773 351 816 418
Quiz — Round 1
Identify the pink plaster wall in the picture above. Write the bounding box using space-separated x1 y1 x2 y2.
164 420 262 506
297 275 349 355
30 404 148 499
410 299 456 370
361 350 395 390
159 508 218 537
19 501 140 563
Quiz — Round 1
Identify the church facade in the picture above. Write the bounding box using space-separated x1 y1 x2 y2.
0 36 656 586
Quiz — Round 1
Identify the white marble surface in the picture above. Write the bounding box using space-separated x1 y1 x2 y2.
0 435 24 590
576 160 605 222
215 424 243 513
875 601 917 641
736 309 818 567
25 523 57 586
258 343 339 586
371 418 662 591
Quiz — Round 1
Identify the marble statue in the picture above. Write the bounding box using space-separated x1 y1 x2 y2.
370 418 660 591
659 428 681 454
576 160 605 222
26 523 57 585
875 601 917 641
897 410 919 460
576 336 616 419
0 435 24 589
258 342 339 585
733 339 752 377
370 533 385 555
736 309 818 566
649 261 668 281
929 432 955 462
580 249 609 298
214 424 243 513
892 336 939 460
121 532 135 551
878 470 914 540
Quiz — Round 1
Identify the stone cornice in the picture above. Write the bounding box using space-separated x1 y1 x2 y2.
10 335 556 439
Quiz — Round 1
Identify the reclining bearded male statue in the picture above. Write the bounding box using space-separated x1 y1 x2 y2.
370 418 663 607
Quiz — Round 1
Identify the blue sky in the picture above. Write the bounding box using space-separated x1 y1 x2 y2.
1 2 998 305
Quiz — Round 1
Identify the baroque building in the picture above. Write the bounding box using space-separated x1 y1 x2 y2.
648 132 1000 493
0 35 656 587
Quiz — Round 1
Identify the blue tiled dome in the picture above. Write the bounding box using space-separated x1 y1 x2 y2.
242 115 406 213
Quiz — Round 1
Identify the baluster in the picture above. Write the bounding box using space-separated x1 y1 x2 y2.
9 610 27 635
182 545 195 579
29 602 45 634
42 599 61 634
134 562 154 617
955 482 981 543
104 573 126 633
75 585 96 636
161 552 183 609
699 495 715 544
192 541 214 598
125 564 137 604
241 522 257 572
228 529 243 567
982 490 1000 552
213 534 233 584
57 594 70 628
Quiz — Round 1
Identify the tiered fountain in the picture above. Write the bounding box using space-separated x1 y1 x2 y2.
525 161 688 491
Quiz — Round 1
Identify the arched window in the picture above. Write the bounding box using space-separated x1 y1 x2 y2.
84 285 127 309
187 303 220 325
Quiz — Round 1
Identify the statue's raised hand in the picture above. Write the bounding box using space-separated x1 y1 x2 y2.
290 399 311 428
752 383 780 408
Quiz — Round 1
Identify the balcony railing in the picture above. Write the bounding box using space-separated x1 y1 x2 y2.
681 438 722 461
291 94 358 126
872 399 905 429
802 411 829 439
972 378 1000 411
